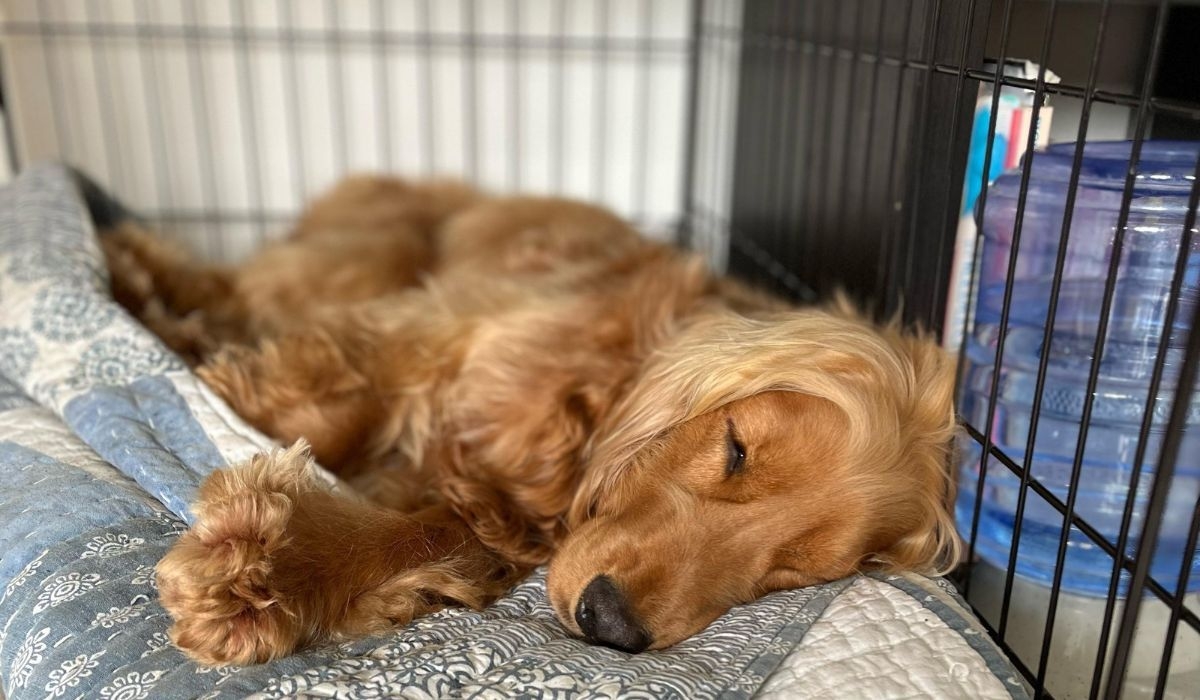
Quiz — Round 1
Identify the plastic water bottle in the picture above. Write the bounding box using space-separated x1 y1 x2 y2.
955 140 1200 596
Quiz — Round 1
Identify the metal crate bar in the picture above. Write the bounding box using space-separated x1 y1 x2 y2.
371 0 393 172
1034 2 1174 694
131 0 172 214
962 424 1200 636
894 0 941 325
1103 170 1200 700
80 0 123 194
783 1 821 296
591 0 609 200
923 0 984 334
1156 471 1200 697
852 0 885 297
181 0 222 257
981 1 1069 650
328 0 348 175
872 0 917 311
462 0 478 181
703 26 1200 121
279 0 309 203
1089 110 1198 700
631 0 654 218
0 20 691 55
829 0 866 276
808 0 841 294
761 0 794 293
233 0 265 248
28 3 70 169
416 0 436 176
766 1 803 292
996 0 1110 656
960 0 1018 601
970 598 1054 699
508 0 523 191
677 0 704 246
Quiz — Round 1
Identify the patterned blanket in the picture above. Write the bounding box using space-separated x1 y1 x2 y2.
0 164 1028 699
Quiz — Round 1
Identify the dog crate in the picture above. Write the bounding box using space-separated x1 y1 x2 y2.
1 1 1197 697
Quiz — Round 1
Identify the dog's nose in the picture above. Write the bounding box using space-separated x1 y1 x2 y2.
574 575 651 652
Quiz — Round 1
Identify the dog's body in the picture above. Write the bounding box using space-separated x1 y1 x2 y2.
104 176 960 666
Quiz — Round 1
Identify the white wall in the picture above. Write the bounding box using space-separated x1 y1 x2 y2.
685 0 741 276
0 0 730 264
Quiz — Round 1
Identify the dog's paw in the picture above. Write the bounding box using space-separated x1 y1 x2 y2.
157 444 316 666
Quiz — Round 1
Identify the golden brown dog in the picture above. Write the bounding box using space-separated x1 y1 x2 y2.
102 176 960 666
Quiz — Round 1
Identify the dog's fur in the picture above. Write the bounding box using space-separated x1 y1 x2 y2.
103 176 960 666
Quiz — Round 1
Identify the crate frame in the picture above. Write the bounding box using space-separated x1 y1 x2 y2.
2 1 1198 697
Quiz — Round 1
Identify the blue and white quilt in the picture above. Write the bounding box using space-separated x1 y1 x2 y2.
0 164 1029 699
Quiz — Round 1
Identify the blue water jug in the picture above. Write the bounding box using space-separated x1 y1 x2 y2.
956 140 1200 596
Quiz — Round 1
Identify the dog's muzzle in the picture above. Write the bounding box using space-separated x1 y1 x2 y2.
574 575 651 652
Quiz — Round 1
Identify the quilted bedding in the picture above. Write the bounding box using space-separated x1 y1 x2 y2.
0 164 1029 699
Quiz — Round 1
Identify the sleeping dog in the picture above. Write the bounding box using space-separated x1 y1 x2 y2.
102 176 960 665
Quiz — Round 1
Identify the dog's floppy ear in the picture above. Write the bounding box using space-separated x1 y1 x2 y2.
812 296 962 575
867 331 962 575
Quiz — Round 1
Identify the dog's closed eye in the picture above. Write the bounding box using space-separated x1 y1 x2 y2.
725 419 746 477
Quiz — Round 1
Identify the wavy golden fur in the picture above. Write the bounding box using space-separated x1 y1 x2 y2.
103 175 961 665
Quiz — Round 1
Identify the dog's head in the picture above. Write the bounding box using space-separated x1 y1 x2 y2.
546 302 960 651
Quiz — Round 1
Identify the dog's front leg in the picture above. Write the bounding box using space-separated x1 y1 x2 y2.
196 326 391 475
156 443 520 666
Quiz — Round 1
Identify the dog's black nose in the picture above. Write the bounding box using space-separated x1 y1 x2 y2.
574 575 651 652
